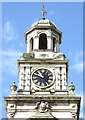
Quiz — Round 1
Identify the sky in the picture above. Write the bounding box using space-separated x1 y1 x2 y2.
1 2 83 119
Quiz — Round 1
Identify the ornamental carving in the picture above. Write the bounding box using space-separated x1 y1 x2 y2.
9 112 15 118
35 101 51 113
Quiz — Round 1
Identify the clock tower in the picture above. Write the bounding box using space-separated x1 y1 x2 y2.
4 7 81 119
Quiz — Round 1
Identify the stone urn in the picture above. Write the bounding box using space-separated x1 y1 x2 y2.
10 81 17 93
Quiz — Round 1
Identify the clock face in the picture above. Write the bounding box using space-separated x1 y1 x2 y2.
32 68 53 88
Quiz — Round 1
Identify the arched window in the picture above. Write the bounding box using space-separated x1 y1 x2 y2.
30 38 33 51
39 33 47 49
53 37 56 51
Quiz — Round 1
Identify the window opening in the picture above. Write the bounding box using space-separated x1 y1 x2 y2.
30 38 33 50
39 33 47 49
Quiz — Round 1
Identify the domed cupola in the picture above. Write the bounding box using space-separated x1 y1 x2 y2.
31 19 56 29
25 7 62 54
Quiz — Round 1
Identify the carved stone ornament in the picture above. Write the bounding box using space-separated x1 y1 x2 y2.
68 81 75 91
9 112 15 118
71 112 77 118
69 103 77 118
53 53 66 60
35 101 50 113
68 81 75 95
10 81 17 92
20 52 34 60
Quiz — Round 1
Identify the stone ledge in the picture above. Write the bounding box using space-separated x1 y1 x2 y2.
17 59 69 64
4 95 81 101
3 118 84 120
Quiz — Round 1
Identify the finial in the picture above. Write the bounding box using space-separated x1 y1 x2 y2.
10 81 17 96
68 81 75 95
41 4 47 19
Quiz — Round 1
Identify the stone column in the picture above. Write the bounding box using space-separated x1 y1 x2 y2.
47 36 52 50
34 36 39 50
56 41 59 53
27 40 31 53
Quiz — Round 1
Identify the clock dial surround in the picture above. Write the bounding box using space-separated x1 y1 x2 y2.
32 68 54 88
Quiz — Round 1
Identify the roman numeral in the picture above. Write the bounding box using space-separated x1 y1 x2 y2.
49 77 53 79
33 76 37 79
41 83 44 86
34 73 38 76
34 79 38 83
46 82 48 85
48 73 52 76
37 82 40 86
37 71 41 74
41 69 45 73
48 80 52 82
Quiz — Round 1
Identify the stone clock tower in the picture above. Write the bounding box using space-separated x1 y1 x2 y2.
4 7 81 119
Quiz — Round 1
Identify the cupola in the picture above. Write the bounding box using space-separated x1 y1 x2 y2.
25 13 62 53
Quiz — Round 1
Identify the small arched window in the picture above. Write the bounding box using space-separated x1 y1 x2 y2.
30 38 33 50
53 37 56 51
39 33 47 50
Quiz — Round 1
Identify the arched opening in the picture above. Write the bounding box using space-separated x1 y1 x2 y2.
39 33 47 49
30 38 33 51
53 37 56 51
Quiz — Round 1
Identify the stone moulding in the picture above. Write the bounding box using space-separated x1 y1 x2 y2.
4 95 81 119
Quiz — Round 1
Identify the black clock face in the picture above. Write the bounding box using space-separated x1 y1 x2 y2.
32 68 53 88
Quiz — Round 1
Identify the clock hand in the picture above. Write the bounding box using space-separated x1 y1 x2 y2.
37 71 44 78
34 72 44 78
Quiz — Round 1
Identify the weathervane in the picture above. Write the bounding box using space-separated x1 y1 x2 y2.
41 4 47 19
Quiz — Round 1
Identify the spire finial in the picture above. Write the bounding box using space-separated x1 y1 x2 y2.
41 4 47 19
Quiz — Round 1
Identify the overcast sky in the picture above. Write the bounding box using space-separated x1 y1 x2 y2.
1 2 83 118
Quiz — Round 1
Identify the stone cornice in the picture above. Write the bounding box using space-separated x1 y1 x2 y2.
17 59 69 65
4 95 81 102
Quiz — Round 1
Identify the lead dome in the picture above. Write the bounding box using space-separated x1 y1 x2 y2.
31 19 56 28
